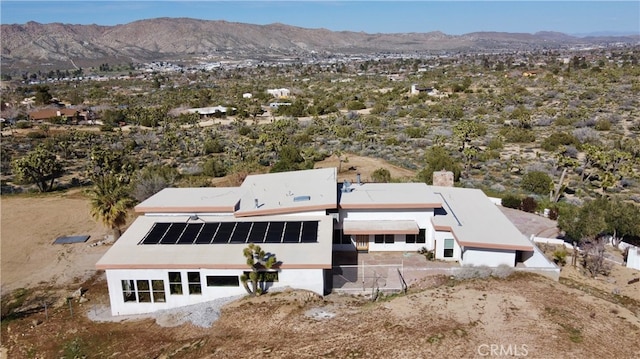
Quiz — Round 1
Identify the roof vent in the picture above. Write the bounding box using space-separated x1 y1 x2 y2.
293 195 311 202
341 180 353 193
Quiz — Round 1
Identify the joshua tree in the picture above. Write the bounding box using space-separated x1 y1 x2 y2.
240 243 279 296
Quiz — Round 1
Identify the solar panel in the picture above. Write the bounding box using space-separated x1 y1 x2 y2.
248 222 268 243
301 221 318 243
141 223 172 244
195 223 219 244
265 222 285 243
160 223 186 244
283 222 302 243
140 221 320 245
213 222 236 243
230 222 251 243
177 223 203 244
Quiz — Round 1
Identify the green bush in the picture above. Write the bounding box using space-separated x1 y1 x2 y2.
16 121 33 129
521 171 552 195
202 158 227 177
552 248 568 266
594 119 611 131
502 194 522 209
26 131 46 139
500 127 536 143
541 132 578 151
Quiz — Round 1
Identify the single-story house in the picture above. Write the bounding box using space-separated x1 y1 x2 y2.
96 168 549 316
29 108 82 123
185 106 236 118
267 88 290 98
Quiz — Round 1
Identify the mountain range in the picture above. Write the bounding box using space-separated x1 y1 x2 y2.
2 18 638 72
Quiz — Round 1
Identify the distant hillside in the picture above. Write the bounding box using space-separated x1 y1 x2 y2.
1 18 638 71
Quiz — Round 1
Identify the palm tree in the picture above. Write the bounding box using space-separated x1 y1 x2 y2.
88 175 135 240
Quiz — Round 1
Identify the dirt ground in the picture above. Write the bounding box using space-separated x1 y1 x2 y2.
314 153 418 182
2 180 640 358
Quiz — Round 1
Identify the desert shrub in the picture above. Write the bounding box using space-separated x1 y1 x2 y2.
500 127 536 143
26 131 46 139
572 128 599 144
502 194 522 209
594 119 611 131
521 171 552 195
541 132 579 151
487 136 503 150
552 248 568 266
203 139 224 154
346 100 366 111
371 167 391 183
16 121 32 129
521 197 538 213
201 158 227 177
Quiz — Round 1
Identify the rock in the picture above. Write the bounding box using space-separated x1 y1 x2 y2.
79 296 89 304
31 319 41 327
628 278 639 285
612 288 620 295
71 288 83 298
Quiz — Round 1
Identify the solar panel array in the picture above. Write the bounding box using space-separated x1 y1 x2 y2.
139 221 319 245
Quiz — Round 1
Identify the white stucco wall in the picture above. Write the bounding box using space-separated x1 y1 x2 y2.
627 246 640 271
461 247 516 267
338 209 435 252
105 268 325 316
434 231 461 261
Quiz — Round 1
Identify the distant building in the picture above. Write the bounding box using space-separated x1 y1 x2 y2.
410 84 444 97
186 106 237 118
267 88 290 98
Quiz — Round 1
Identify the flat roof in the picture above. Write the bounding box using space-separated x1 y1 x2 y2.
134 187 240 213
339 182 442 209
96 214 334 270
235 167 337 217
430 186 534 251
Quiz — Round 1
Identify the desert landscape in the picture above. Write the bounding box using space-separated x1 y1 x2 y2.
2 162 640 358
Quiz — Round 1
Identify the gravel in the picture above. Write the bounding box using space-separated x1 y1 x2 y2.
87 294 246 328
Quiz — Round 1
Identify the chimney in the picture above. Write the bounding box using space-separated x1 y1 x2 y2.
433 170 454 187
356 173 361 185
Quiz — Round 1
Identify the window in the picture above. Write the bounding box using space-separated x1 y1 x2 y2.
444 238 455 258
137 280 151 302
406 234 416 243
417 229 426 244
187 272 202 295
152 280 166 302
168 272 183 295
122 279 166 303
122 280 136 302
375 234 394 244
207 275 240 287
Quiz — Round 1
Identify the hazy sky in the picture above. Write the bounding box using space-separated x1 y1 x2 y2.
1 1 639 35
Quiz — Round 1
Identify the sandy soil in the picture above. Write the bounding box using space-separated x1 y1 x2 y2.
1 190 111 294
315 153 417 182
